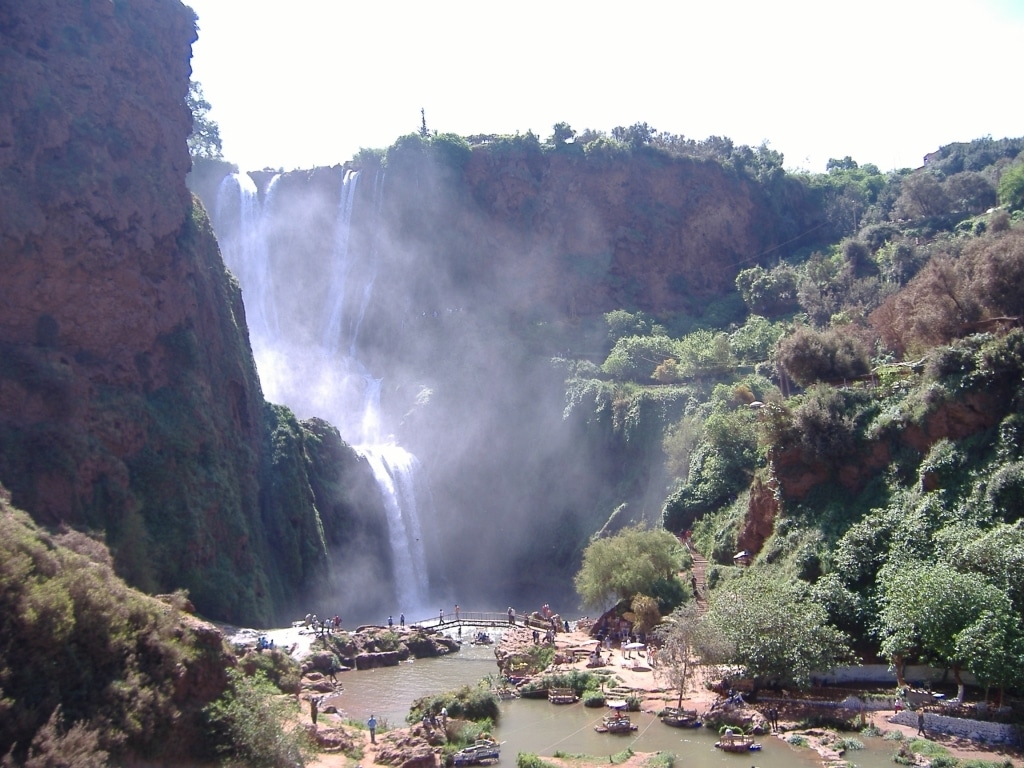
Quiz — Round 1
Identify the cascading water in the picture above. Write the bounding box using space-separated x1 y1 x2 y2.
215 172 280 341
214 169 431 615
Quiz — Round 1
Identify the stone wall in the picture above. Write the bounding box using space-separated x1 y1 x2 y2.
891 710 1020 746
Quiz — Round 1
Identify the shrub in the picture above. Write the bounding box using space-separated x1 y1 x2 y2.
408 684 499 724
777 325 871 386
517 754 559 768
203 668 312 768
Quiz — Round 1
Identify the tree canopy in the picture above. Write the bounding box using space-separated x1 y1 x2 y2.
574 525 683 610
186 80 223 160
704 569 853 687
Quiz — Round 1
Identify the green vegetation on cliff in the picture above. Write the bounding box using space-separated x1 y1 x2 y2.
560 135 1024 691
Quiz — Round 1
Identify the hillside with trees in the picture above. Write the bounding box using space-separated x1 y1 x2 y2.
557 133 1024 691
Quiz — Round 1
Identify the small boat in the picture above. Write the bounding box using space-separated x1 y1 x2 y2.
714 728 761 752
548 687 578 704
660 707 702 728
471 632 493 645
594 711 637 733
452 739 502 765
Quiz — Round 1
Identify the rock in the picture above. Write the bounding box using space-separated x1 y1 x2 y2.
375 729 438 768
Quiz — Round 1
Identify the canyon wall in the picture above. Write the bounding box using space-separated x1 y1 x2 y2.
0 0 389 624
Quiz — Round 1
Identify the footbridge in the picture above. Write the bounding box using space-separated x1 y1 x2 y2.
397 610 557 631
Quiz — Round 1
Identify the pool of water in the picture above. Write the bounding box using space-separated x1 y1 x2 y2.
328 636 903 768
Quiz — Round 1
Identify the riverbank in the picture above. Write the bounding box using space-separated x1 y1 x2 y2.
284 625 1022 768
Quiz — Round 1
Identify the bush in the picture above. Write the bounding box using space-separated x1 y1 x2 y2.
203 668 312 768
408 684 499 724
582 691 606 707
517 754 559 768
777 325 871 386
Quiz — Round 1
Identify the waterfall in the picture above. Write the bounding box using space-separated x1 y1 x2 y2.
215 173 279 341
362 445 430 611
322 170 360 356
212 169 432 616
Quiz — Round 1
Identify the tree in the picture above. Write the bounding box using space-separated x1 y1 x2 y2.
601 334 679 381
735 264 800 317
604 310 652 342
549 122 576 147
953 607 1024 705
630 593 661 636
704 569 852 688
894 172 950 219
574 526 683 610
186 80 223 160
997 162 1024 212
776 325 870 386
876 561 1006 697
654 603 731 709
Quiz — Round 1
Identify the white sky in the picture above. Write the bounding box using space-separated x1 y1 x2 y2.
185 0 1024 175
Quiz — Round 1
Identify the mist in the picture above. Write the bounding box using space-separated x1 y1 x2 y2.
200 148 669 624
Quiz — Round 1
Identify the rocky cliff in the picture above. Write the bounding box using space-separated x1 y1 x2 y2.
0 0 389 624
188 136 798 610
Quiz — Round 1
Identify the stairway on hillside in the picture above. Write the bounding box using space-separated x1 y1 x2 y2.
684 539 710 615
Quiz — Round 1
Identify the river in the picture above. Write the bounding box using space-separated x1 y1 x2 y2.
326 631 900 768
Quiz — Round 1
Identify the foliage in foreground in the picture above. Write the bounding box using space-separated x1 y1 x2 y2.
204 668 313 768
0 495 230 765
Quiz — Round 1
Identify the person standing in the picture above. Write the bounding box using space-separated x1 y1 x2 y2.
388 615 393 628
310 696 319 726
507 606 515 625
368 714 378 744
400 613 405 628
917 709 926 736
439 607 444 624
455 604 460 621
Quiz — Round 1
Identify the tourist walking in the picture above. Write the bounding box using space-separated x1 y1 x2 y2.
368 713 377 743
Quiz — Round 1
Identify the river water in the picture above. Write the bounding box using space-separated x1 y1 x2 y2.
326 632 899 768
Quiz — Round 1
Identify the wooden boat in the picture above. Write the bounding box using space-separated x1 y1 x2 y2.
452 739 501 765
714 728 761 752
548 687 578 704
594 711 637 733
660 707 702 728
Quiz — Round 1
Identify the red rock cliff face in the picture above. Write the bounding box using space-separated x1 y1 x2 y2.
0 0 298 623
0 0 195 359
462 149 772 318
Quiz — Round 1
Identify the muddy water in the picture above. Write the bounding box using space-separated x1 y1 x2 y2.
329 636 898 768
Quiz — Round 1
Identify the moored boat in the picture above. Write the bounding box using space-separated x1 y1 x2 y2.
452 739 501 765
660 707 702 728
548 687 578 704
594 711 637 733
714 728 761 752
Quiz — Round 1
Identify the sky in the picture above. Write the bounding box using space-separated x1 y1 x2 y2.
185 0 1024 175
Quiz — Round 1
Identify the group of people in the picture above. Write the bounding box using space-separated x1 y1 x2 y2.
387 614 406 628
304 613 342 636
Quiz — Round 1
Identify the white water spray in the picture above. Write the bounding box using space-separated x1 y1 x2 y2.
214 170 431 614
